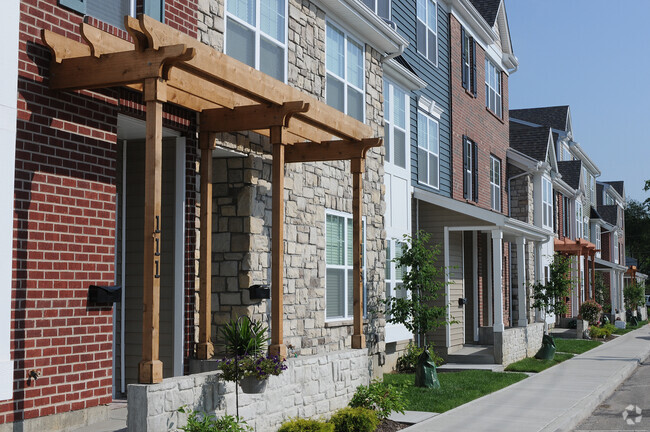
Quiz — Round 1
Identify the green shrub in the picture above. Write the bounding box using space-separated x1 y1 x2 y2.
220 316 269 357
278 418 334 432
396 342 443 372
589 324 613 339
348 379 405 419
328 407 379 432
178 406 252 432
579 300 602 325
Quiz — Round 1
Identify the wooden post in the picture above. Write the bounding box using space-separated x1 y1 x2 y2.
584 253 590 300
591 251 596 300
139 78 166 384
577 251 582 308
351 158 365 349
196 132 216 359
269 126 287 358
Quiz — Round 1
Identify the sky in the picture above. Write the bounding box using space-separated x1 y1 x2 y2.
505 0 650 203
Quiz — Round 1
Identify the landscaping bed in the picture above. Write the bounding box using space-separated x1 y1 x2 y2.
376 419 409 432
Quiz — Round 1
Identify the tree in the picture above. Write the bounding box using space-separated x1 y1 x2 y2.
594 272 609 311
624 281 645 312
625 199 650 275
384 231 450 347
531 253 573 319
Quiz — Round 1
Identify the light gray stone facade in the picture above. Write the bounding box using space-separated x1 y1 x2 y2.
494 322 544 366
127 349 371 431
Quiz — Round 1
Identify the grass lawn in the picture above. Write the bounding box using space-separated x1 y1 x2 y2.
383 371 527 413
504 352 574 373
613 320 648 335
554 338 602 354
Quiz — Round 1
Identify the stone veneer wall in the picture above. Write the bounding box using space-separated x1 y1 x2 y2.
494 323 544 366
127 349 370 431
195 0 386 364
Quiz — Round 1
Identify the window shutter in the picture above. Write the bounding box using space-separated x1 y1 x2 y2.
145 0 165 22
472 142 479 202
59 0 86 14
461 28 467 89
471 39 477 96
462 136 468 199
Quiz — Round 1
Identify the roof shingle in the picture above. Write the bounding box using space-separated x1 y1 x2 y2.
468 0 501 26
510 106 569 132
597 205 618 226
509 122 550 162
604 181 625 197
557 160 582 190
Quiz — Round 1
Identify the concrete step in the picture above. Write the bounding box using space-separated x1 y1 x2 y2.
445 345 495 364
437 363 504 373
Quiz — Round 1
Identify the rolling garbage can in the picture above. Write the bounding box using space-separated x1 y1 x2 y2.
415 349 440 389
534 334 556 360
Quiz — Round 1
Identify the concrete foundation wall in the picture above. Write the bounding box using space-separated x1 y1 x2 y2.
494 323 544 366
127 349 370 431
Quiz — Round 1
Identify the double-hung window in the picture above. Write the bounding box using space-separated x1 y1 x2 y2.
326 23 365 122
613 232 619 264
326 212 365 320
59 0 140 28
416 0 437 64
542 177 553 229
362 0 390 20
489 156 501 212
385 239 406 321
485 59 502 117
461 27 476 95
594 224 601 258
463 136 478 202
225 0 287 81
417 112 439 189
562 196 571 238
384 80 408 169
576 201 583 238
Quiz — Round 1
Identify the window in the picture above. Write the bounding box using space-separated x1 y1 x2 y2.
60 0 137 28
613 231 619 264
326 212 365 320
583 217 589 241
542 177 553 229
362 0 390 20
385 239 406 321
326 23 364 122
417 0 438 64
384 80 408 169
461 27 476 96
417 111 439 189
490 156 501 212
590 176 595 203
463 136 478 202
576 201 583 238
604 193 615 205
226 0 287 81
562 196 571 238
485 59 502 117
594 225 601 258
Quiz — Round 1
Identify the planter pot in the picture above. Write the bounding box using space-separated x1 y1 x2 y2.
239 376 267 394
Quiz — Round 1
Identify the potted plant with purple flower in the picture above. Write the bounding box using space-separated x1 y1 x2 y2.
217 317 287 394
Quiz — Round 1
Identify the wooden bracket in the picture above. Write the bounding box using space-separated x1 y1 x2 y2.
285 138 381 164
200 101 310 133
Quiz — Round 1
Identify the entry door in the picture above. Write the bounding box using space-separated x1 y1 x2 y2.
121 138 180 387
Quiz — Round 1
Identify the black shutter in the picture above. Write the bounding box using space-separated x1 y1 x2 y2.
462 136 468 199
471 39 477 96
472 142 479 202
461 28 468 89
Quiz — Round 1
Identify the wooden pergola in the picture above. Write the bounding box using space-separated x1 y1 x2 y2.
41 14 380 383
554 238 597 306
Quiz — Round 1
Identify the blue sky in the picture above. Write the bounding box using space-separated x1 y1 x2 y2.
506 0 650 203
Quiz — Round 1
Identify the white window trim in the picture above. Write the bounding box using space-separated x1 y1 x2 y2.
418 95 444 119
325 20 366 122
490 155 501 212
575 201 583 239
384 78 410 174
542 176 553 230
416 0 438 66
484 58 502 117
385 238 412 342
595 224 601 259
224 0 289 82
417 110 440 190
362 0 390 21
613 231 619 264
325 209 367 322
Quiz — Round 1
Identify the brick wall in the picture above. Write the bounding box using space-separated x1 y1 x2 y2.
3 0 198 426
449 15 509 215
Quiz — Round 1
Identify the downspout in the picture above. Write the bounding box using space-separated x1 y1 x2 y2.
381 43 405 63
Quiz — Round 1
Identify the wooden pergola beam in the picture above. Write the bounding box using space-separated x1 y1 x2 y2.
285 138 382 163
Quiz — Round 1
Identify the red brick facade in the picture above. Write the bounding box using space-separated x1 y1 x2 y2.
449 15 509 216
3 0 198 425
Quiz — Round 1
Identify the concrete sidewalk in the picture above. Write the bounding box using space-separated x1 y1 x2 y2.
404 325 650 432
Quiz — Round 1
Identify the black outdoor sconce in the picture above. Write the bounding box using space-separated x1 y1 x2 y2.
88 285 122 306
458 297 467 307
249 284 270 300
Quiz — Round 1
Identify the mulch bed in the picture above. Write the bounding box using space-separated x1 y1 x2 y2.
376 419 410 432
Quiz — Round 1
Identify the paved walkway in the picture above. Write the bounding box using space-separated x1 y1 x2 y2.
403 325 650 432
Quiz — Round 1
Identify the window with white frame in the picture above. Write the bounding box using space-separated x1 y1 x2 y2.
583 217 589 241
225 0 287 81
594 224 601 258
542 177 553 229
362 0 390 20
490 155 501 212
576 201 583 238
613 231 619 264
384 79 408 169
326 212 365 320
326 23 364 122
416 0 437 64
463 136 478 202
604 192 615 205
417 111 439 189
461 26 476 95
385 239 406 321
485 59 502 117
591 176 595 203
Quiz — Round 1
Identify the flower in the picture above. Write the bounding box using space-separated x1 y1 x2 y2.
217 354 288 382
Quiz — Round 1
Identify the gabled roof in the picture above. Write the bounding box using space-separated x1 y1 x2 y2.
597 205 618 226
509 122 550 162
604 181 625 197
510 106 570 132
469 0 501 26
557 160 582 190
